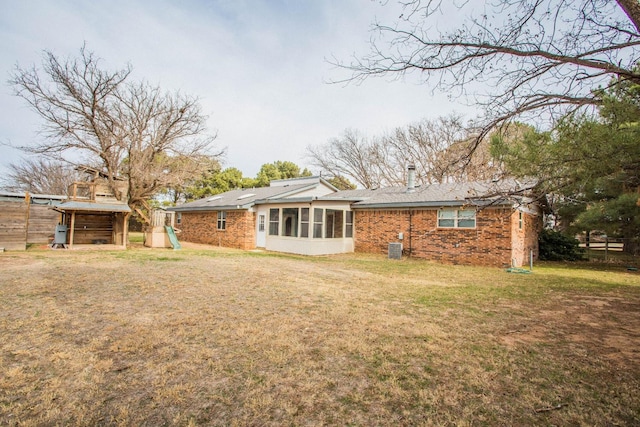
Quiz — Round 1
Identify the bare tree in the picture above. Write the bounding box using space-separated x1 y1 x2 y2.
306 129 383 188
9 46 223 218
335 0 640 146
1 158 80 194
307 115 503 188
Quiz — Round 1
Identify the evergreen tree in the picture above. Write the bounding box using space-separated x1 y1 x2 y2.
492 79 640 254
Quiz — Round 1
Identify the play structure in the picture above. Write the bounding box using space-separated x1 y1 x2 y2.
144 210 181 249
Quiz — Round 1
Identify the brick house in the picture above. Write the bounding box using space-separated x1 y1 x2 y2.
169 175 541 267
343 180 541 267
169 176 355 255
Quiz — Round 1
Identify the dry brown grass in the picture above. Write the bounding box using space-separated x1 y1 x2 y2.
1 245 639 426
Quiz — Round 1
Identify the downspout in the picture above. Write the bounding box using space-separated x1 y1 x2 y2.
408 209 413 257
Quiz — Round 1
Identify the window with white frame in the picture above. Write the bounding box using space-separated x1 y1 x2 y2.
217 211 226 230
518 211 523 230
176 212 182 225
258 215 265 232
300 208 309 238
437 208 476 228
269 208 279 235
345 211 354 238
313 208 323 238
325 209 344 238
282 208 299 237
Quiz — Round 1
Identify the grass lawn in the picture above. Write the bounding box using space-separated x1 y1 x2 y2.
0 246 638 426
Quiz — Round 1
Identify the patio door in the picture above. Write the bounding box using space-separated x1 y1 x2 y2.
256 207 267 247
325 211 335 238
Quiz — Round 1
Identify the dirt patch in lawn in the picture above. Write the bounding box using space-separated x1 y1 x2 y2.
1 248 639 426
501 295 640 370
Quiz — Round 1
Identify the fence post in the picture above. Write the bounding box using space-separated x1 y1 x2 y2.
24 192 31 246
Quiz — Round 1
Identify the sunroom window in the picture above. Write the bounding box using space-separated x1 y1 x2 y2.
345 211 354 238
269 208 279 235
325 209 344 238
313 208 323 238
300 208 309 238
282 208 299 237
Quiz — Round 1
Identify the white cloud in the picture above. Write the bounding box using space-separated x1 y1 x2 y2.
0 0 476 181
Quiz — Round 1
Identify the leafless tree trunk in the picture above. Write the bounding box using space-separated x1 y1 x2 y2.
334 0 640 145
9 46 223 219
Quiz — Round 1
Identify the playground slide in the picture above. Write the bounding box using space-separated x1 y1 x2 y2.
164 226 182 250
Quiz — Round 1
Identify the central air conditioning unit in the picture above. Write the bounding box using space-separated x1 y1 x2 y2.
388 242 403 260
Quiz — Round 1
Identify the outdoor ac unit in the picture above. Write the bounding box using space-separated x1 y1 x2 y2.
388 242 403 260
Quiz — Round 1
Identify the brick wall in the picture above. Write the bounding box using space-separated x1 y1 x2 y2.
510 210 542 267
179 210 256 250
354 207 515 266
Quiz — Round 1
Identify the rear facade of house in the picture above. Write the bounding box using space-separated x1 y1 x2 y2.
353 206 540 267
169 177 541 267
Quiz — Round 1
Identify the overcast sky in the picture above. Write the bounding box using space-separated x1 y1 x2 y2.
0 0 477 179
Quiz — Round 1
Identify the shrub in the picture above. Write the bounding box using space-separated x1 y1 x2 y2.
539 229 584 261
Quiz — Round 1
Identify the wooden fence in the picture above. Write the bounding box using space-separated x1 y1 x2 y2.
0 193 64 250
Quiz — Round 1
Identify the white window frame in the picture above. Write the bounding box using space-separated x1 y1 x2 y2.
300 208 310 238
518 211 523 230
437 208 476 229
282 208 299 237
313 208 323 238
345 211 354 238
269 208 279 236
217 211 226 230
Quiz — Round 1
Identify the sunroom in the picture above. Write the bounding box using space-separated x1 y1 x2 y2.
255 199 355 256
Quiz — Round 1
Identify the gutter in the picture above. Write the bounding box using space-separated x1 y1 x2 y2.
253 196 316 205
168 203 252 212
351 199 512 210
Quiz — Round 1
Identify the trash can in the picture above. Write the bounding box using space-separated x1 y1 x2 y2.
52 225 68 248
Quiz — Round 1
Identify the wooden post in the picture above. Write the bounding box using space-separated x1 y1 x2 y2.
69 211 76 249
24 192 31 246
124 212 131 247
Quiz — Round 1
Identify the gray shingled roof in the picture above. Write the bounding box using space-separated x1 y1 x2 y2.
347 179 531 208
167 183 319 212
168 178 532 212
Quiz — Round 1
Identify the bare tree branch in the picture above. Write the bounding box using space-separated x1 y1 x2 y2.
306 115 504 188
9 46 224 218
332 0 640 146
1 158 80 194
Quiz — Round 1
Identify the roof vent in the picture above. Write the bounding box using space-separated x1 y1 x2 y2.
237 193 256 200
207 195 222 202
